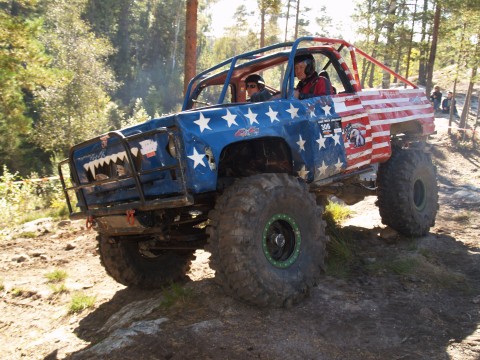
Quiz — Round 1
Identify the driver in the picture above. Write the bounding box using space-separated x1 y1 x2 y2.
245 74 272 103
294 54 334 99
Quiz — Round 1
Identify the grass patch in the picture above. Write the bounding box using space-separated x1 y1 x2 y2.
324 201 353 225
366 255 420 276
11 287 26 297
49 283 69 294
69 292 96 313
19 207 68 226
415 257 468 290
160 283 193 308
0 281 4 292
368 254 469 291
387 258 418 275
324 203 356 278
17 231 37 239
45 269 68 283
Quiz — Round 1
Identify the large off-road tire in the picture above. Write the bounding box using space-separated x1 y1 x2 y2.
376 148 438 236
206 173 327 307
98 235 195 288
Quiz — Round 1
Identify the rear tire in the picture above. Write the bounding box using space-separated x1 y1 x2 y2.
98 235 195 288
207 173 327 307
376 148 438 236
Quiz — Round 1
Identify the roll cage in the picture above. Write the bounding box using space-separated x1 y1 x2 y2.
182 36 418 111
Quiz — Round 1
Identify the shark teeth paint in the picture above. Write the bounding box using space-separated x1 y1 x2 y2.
83 147 139 178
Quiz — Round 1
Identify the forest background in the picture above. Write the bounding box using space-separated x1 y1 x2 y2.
0 0 479 179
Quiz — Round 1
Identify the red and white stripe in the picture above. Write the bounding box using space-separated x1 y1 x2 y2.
334 88 435 169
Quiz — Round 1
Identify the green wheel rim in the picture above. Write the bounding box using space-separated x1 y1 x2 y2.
262 213 301 268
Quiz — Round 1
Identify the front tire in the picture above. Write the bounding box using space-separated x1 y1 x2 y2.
207 174 327 307
98 235 195 288
376 148 438 236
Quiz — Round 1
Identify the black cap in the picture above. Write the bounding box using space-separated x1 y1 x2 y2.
245 74 265 85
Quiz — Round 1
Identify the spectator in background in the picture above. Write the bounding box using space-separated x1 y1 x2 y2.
245 74 272 103
442 91 459 117
430 85 442 112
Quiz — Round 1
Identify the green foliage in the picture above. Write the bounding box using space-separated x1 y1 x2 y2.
325 201 353 224
69 292 96 313
0 165 68 228
45 269 68 283
367 253 468 291
84 0 186 113
160 283 193 308
324 201 355 278
387 257 417 275
0 0 56 172
11 287 26 297
16 231 37 239
33 0 117 158
49 283 69 295
0 165 38 227
122 98 150 128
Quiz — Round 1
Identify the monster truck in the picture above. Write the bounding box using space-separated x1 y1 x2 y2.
59 37 438 307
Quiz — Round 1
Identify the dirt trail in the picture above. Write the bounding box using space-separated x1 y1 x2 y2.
1 120 479 360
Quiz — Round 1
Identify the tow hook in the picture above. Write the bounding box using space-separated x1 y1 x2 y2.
86 216 94 230
126 209 136 225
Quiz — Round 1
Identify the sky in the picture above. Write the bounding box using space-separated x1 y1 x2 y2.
207 0 358 42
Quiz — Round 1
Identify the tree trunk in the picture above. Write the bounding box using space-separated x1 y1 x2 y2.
404 0 417 86
284 0 291 42
459 70 476 139
294 0 300 39
117 0 132 103
425 1 441 97
360 0 374 87
184 0 198 95
448 22 466 134
474 90 480 148
260 8 266 48
417 0 429 85
382 0 397 89
459 30 480 132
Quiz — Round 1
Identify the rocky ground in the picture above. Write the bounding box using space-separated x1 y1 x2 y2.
1 116 479 360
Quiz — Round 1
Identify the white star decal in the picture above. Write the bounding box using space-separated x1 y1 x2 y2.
334 158 344 172
266 106 279 122
222 110 238 127
297 135 306 151
286 103 299 119
316 135 327 149
322 104 332 116
297 165 310 179
187 147 206 168
332 132 341 146
245 108 259 125
318 161 328 176
194 113 211 133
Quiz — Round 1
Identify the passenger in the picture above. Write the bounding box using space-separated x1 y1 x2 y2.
319 70 337 94
245 74 272 103
294 54 334 99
